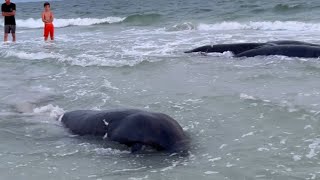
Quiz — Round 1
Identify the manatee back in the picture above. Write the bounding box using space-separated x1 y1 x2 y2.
108 111 188 151
61 109 143 136
184 43 264 54
236 45 320 58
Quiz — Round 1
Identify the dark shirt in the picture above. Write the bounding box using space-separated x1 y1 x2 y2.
2 3 16 25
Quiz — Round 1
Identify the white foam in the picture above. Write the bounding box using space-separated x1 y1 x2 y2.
160 161 179 172
33 104 65 119
204 171 219 175
112 167 147 173
166 22 196 31
103 80 119 90
60 53 146 67
53 150 79 157
280 138 287 144
240 93 257 100
304 125 313 130
257 147 270 152
208 157 222 162
205 51 234 57
293 155 302 161
241 131 254 138
226 162 235 167
128 175 149 180
93 148 129 155
306 138 320 159
197 21 320 32
2 50 59 60
1 48 146 67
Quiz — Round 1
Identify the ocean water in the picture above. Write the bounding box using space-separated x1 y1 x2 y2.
1 0 320 179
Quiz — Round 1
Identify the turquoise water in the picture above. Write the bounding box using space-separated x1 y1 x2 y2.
1 0 320 179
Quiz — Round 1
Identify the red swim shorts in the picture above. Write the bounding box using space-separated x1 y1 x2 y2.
44 23 54 40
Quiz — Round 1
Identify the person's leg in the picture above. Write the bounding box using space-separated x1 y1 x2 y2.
11 25 16 42
4 25 9 42
50 24 54 40
44 24 49 41
4 33 8 42
12 33 16 42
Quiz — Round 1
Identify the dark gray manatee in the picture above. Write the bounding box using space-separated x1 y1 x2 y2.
184 43 265 54
235 45 320 58
184 40 320 57
60 109 189 153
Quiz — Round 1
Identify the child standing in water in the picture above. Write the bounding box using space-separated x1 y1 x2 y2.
42 2 54 41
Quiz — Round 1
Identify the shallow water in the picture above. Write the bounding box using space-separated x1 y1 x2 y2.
1 0 320 179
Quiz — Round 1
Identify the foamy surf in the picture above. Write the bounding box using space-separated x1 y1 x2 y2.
1 50 59 60
0 48 155 67
197 21 320 31
33 104 65 119
305 138 320 159
164 21 320 32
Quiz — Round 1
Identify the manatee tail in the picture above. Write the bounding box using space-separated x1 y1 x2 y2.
14 102 35 113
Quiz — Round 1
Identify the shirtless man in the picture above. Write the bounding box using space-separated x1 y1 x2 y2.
2 0 16 42
42 2 54 41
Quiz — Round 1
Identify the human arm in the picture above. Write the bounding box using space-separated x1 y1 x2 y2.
42 12 48 23
49 12 54 23
42 12 54 23
2 10 15 16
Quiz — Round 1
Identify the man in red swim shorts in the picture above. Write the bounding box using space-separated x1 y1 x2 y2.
42 2 54 41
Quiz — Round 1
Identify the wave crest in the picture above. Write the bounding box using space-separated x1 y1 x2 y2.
273 4 303 12
197 21 320 31
0 13 163 28
162 21 320 32
0 17 125 29
123 13 162 25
